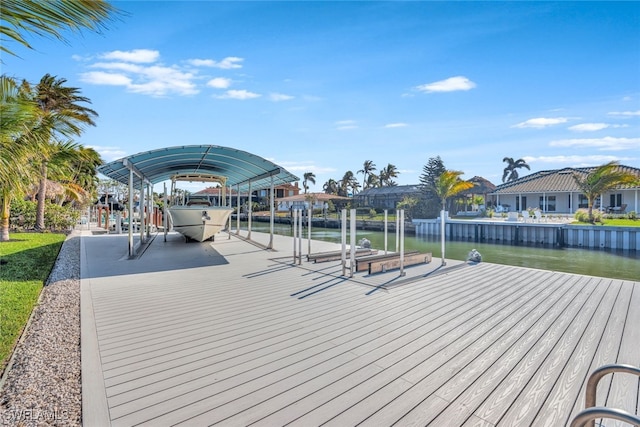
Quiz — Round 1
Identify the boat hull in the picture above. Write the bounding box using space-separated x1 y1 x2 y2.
168 206 233 242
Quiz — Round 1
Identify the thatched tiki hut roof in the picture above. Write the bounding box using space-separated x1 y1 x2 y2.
30 179 65 200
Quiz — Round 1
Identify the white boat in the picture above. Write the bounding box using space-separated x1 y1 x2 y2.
168 175 234 242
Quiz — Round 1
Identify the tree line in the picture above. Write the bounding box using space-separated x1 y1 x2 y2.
1 1 118 241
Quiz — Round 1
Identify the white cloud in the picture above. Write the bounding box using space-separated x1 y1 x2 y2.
88 145 127 161
206 77 232 89
568 123 628 132
100 49 159 63
415 76 476 93
608 110 640 117
278 161 336 174
523 155 635 165
385 123 408 128
335 120 357 130
512 117 569 128
80 71 132 86
549 136 640 151
90 61 147 73
216 89 261 100
84 54 199 96
269 92 294 102
188 56 244 69
568 123 609 132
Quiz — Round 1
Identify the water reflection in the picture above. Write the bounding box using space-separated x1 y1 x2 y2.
240 221 640 281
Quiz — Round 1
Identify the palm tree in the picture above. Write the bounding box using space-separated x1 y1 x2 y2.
339 171 359 196
502 157 530 182
41 140 100 207
358 160 376 190
430 170 475 265
322 179 339 195
302 172 316 194
0 75 44 241
572 161 639 223
65 146 103 206
379 163 399 186
0 0 118 57
27 74 98 229
366 173 380 189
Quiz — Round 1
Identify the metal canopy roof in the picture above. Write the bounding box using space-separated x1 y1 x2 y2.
98 145 299 192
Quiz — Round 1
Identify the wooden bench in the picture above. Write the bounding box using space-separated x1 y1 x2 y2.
368 252 432 274
354 250 419 272
306 248 376 263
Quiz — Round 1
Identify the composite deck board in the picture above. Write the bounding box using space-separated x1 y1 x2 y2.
604 281 640 425
109 268 496 422
565 280 634 424
112 268 504 422
79 231 639 426
473 277 623 426
343 273 590 427
288 274 556 427
515 278 623 426
190 269 551 426
105 265 484 392
496 278 615 426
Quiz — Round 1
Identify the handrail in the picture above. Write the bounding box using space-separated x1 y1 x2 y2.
572 363 640 427
570 407 640 427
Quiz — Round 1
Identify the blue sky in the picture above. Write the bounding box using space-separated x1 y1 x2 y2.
3 1 639 193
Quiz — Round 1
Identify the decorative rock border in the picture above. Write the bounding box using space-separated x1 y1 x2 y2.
1 232 81 426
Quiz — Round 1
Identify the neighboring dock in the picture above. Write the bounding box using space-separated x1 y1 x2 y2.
80 229 639 426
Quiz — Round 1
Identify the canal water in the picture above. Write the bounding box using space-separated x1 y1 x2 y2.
240 221 640 281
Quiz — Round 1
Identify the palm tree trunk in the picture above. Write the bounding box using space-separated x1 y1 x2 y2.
440 202 446 266
36 163 47 230
588 195 595 223
1 190 11 241
0 188 11 242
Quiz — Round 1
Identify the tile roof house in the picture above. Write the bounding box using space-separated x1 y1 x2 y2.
353 185 423 210
491 165 640 214
192 183 301 209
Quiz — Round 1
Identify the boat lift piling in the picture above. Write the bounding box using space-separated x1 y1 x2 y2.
341 209 347 276
307 207 312 255
163 183 168 242
292 209 299 264
384 209 388 254
399 209 406 276
298 209 303 264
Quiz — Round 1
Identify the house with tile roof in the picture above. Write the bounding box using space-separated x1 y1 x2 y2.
491 165 640 214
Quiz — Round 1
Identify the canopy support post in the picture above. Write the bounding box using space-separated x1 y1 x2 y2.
268 176 274 249
128 169 135 258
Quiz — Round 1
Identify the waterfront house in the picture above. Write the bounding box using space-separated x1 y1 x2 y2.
353 185 423 210
491 165 640 214
193 182 301 211
276 192 351 212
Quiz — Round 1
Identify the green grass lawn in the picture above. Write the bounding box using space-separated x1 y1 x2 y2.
571 218 640 227
0 233 66 373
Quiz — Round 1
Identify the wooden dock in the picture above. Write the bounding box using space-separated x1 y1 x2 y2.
80 230 639 426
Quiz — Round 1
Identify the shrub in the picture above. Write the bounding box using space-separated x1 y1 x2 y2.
10 199 79 231
628 211 637 220
574 208 604 223
9 199 36 228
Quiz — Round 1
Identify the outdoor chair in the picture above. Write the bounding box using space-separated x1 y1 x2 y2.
533 210 541 222
521 211 530 222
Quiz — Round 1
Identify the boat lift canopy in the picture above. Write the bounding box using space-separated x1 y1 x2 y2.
97 145 299 191
97 145 299 256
